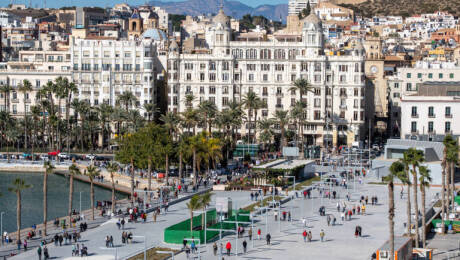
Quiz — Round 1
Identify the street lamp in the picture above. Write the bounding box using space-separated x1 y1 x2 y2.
99 247 118 260
1 212 4 245
157 250 174 260
79 191 83 215
133 236 146 260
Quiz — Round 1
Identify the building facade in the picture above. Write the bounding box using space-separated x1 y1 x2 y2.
168 11 366 147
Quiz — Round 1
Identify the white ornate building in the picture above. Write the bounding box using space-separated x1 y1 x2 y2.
168 10 366 147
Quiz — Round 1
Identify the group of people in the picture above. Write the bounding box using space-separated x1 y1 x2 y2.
121 231 133 244
71 243 88 257
105 235 114 247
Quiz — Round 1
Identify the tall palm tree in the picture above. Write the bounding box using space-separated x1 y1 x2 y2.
290 101 307 154
184 93 195 110
30 105 41 160
445 136 459 215
242 91 261 144
441 136 451 233
290 78 313 102
186 195 202 235
43 161 55 236
65 81 78 153
200 192 213 230
96 104 114 150
143 103 159 122
258 119 274 152
68 163 81 224
18 79 33 151
8 178 31 242
181 109 199 135
273 110 290 151
117 91 138 111
386 161 405 260
399 153 412 236
86 165 101 220
0 83 12 113
106 162 119 214
198 100 217 134
406 148 425 247
419 165 432 248
161 112 179 182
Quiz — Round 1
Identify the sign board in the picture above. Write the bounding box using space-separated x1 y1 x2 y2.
283 147 299 157
216 197 232 213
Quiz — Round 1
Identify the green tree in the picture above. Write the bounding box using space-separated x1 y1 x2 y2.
273 110 290 151
242 91 261 144
96 104 114 150
86 165 101 220
43 161 55 235
18 79 33 151
386 161 405 260
444 136 459 216
8 178 31 242
186 195 202 235
419 165 432 248
143 103 159 122
405 148 424 247
0 83 12 113
68 163 81 224
200 192 213 229
117 91 138 111
106 162 119 213
399 153 412 236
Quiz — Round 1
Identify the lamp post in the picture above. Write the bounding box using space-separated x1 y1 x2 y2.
1 212 4 245
79 191 83 214
133 236 146 260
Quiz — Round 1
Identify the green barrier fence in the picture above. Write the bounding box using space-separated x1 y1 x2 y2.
164 209 251 244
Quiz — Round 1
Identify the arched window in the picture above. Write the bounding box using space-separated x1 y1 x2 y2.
354 63 359 72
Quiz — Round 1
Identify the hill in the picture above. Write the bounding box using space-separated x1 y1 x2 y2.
342 0 460 17
150 0 288 22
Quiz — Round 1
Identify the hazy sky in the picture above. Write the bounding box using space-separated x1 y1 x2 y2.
4 0 287 9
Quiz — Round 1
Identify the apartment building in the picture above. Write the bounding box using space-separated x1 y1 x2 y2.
288 0 319 15
168 10 366 147
400 82 460 141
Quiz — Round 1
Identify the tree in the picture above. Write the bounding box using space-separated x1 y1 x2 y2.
116 133 142 208
96 104 114 150
117 91 138 111
43 161 55 236
273 110 290 151
399 152 412 236
30 105 41 160
419 165 432 248
298 1 311 18
258 119 274 152
8 178 31 242
0 83 12 113
242 91 261 144
64 80 78 153
290 101 307 154
143 103 159 122
444 136 458 216
106 162 119 213
186 195 202 235
18 79 33 151
68 163 81 224
405 148 424 247
198 100 217 134
386 161 405 260
86 165 101 220
200 192 213 230
160 112 179 183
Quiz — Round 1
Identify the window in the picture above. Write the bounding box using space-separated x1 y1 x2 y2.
248 74 254 81
209 86 216 94
314 88 321 96
450 73 454 79
186 73 192 81
428 106 434 117
394 83 399 89
200 63 206 70
200 73 205 81
277 74 283 82
314 98 321 108
406 73 411 78
209 73 216 81
446 106 452 117
263 74 268 82
261 64 270 71
222 97 229 106
247 64 256 71
314 62 321 72
439 73 443 79
411 106 417 117
222 62 229 71
411 122 417 132
275 64 284 71
354 88 359 97
406 83 412 91
314 111 321 120
417 73 422 79
339 65 348 72
445 122 451 133
354 111 358 121
222 73 229 81
314 75 321 83
209 62 216 70
428 73 432 79
185 63 193 70
393 93 400 98
427 121 434 132
263 87 268 96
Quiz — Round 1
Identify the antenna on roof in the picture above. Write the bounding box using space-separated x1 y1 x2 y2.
29 0 31 8
220 0 224 10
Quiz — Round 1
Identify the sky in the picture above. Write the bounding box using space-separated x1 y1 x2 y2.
2 0 287 9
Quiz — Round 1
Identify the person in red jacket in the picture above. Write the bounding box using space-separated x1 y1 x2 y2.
257 229 261 240
302 230 307 242
226 241 231 256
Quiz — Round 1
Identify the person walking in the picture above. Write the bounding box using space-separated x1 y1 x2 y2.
226 241 231 256
17 239 21 250
37 246 42 260
327 215 331 226
274 211 278 221
266 233 271 245
248 228 252 240
308 231 312 242
183 238 187 249
336 202 340 212
23 239 28 251
257 229 261 240
355 226 359 238
242 240 247 254
302 230 307 242
320 229 325 242
213 242 218 256
43 246 49 260
190 241 196 254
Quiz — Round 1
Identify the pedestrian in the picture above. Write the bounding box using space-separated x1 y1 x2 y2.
242 240 247 254
226 241 231 256
183 238 187 249
17 238 21 250
59 235 63 246
23 239 27 251
191 241 196 253
320 229 325 242
185 246 190 259
288 211 291 222
257 229 261 240
336 202 340 212
121 218 125 230
43 246 49 260
302 217 307 227
308 231 312 242
302 230 307 242
213 242 218 256
333 216 337 226
327 215 331 226
266 233 271 245
341 212 345 221
153 212 157 223
355 226 359 238
274 211 278 221
248 228 252 240
110 236 114 247
37 246 42 260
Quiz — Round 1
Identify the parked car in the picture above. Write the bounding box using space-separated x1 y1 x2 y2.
86 154 96 160
40 154 49 160
58 153 69 159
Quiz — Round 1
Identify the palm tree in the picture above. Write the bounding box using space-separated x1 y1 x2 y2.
290 101 307 154
106 162 119 214
68 163 81 224
444 136 459 215
198 100 217 134
0 83 12 113
273 110 290 151
143 103 159 122
184 93 195 109
65 81 78 153
43 161 55 236
161 112 179 182
200 192 213 230
18 79 33 151
419 166 432 248
399 152 412 236
242 91 261 144
117 91 138 111
406 148 424 247
386 161 405 260
186 195 202 235
86 165 101 220
8 178 31 242
30 105 41 160
441 136 450 233
258 119 274 152
96 104 114 150
290 78 313 102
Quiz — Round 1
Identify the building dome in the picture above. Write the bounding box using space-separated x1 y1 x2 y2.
213 8 230 27
148 11 159 19
130 9 140 19
302 13 322 28
169 40 179 52
142 28 167 41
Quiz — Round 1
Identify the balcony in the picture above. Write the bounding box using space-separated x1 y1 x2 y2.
276 93 284 97
445 130 452 134
275 104 283 109
262 92 268 96
411 130 419 135
411 114 419 118
339 105 347 110
340 92 347 97
11 99 19 103
446 114 452 118
428 114 435 118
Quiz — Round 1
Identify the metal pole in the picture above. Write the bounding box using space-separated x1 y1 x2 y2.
251 218 254 248
278 202 281 231
144 191 146 212
1 212 4 245
204 211 207 246
265 207 268 233
79 191 82 214
144 238 146 260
